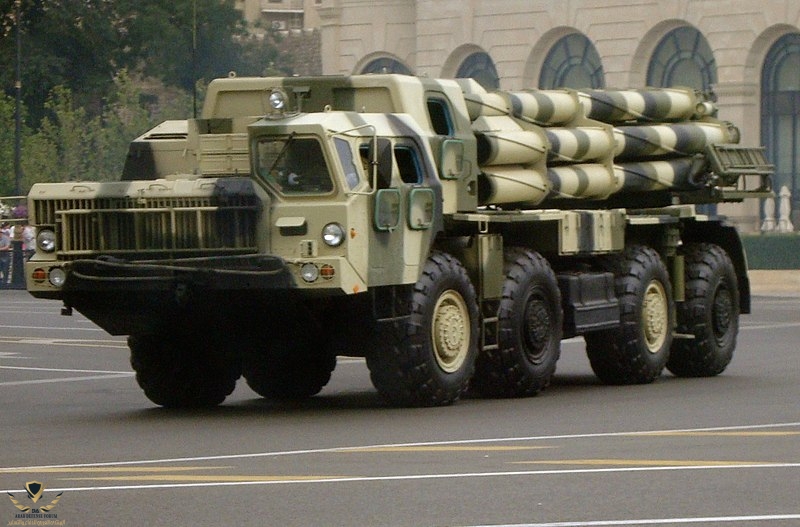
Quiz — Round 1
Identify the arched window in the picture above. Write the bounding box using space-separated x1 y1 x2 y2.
360 57 412 75
647 27 716 90
647 26 717 214
762 33 800 228
456 52 499 90
539 34 605 89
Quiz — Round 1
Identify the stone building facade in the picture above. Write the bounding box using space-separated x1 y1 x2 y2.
243 0 800 232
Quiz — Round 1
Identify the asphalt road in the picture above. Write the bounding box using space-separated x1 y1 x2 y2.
1 289 799 527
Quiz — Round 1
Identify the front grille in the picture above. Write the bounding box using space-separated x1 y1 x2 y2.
33 194 260 260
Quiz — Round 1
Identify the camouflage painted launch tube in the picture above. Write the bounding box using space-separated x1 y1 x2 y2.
478 165 550 205
546 163 618 200
578 87 705 123
507 90 581 126
473 115 547 165
613 157 710 192
613 121 740 160
463 92 508 120
545 127 614 164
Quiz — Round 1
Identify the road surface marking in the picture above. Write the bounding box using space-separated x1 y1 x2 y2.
511 459 776 467
3 461 799 494
343 446 553 452
0 466 231 474
460 514 800 526
2 422 797 472
63 474 347 483
0 365 134 386
0 335 126 348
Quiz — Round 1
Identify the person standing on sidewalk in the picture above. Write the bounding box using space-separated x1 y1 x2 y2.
0 223 11 287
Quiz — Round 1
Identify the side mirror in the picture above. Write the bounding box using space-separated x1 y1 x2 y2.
368 137 393 189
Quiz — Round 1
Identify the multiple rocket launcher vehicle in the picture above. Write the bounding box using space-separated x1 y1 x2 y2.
23 74 773 408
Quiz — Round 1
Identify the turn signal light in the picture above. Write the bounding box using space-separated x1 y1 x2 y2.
32 268 47 282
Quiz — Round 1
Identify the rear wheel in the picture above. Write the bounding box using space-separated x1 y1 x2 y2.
129 331 240 408
472 248 562 397
667 243 739 377
366 251 479 407
585 245 674 384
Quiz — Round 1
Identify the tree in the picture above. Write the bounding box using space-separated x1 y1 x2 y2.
0 0 256 124
0 93 17 195
0 0 297 192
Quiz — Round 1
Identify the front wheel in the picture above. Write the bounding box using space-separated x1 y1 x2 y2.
129 331 240 408
667 243 739 377
585 245 674 384
366 251 479 407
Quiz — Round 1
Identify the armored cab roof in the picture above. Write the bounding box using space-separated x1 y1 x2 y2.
203 74 470 131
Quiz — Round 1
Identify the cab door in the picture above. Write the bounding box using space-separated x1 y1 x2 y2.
371 138 441 285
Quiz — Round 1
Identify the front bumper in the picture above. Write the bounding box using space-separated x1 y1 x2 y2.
63 254 294 292
28 255 296 335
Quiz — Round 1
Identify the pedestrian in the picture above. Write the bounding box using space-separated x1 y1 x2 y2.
0 223 11 286
22 224 35 261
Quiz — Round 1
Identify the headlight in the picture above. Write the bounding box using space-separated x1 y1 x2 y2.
48 267 66 287
37 229 56 253
322 223 345 247
269 89 287 110
300 263 319 283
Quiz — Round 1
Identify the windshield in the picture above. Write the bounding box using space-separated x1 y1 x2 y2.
255 136 334 195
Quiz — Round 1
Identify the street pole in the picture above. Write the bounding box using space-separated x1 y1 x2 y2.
192 0 197 118
14 0 22 196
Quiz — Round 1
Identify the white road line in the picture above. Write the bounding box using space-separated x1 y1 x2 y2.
3 421 798 471
3 462 800 494
0 365 134 386
0 373 134 386
0 365 132 374
740 322 800 331
0 324 104 332
462 514 800 526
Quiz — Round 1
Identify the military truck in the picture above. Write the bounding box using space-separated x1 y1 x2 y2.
25 74 772 408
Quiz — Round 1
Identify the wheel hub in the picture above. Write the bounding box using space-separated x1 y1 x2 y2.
712 285 733 338
432 290 470 373
523 295 551 363
643 280 668 353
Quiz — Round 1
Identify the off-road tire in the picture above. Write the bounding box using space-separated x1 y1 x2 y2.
366 251 479 407
667 243 739 377
129 332 240 408
472 248 562 397
243 330 336 400
585 244 674 385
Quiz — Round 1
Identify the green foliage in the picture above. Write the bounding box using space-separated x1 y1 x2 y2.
0 0 304 194
0 94 15 195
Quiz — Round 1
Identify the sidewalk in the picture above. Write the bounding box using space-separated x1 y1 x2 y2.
748 270 800 296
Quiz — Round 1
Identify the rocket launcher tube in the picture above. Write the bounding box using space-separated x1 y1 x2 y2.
473 115 548 165
578 87 706 123
546 127 615 164
478 165 550 206
463 92 508 120
507 90 581 126
613 157 710 193
612 121 740 160
546 164 619 200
